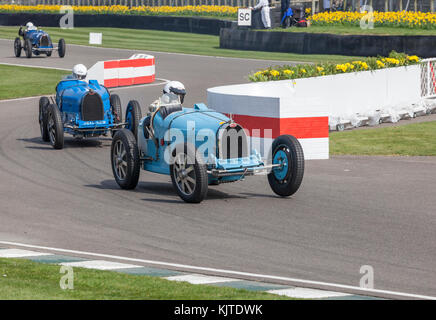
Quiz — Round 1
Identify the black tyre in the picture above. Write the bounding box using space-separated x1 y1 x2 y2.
267 134 304 197
111 129 140 190
14 37 22 57
58 38 66 58
46 104 64 149
125 100 142 140
39 97 50 142
24 38 32 58
170 143 208 203
46 50 52 57
110 94 122 138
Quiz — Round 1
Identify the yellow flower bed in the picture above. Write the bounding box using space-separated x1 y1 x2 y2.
0 4 238 18
311 10 436 29
249 51 420 82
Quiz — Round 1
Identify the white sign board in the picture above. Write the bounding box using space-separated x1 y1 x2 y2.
89 32 102 45
237 8 252 26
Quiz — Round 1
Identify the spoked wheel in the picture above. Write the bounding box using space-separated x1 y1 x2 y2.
14 37 22 57
125 100 142 140
170 144 208 203
267 134 304 197
39 97 50 142
46 104 64 149
111 129 140 190
110 94 122 138
24 38 32 58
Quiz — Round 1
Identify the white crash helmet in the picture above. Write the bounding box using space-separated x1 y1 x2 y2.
72 64 87 80
26 22 36 30
163 81 186 103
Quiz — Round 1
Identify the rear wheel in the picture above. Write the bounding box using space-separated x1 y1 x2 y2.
170 144 208 203
111 129 140 190
268 135 304 197
39 97 50 142
14 37 22 57
110 94 122 138
24 38 32 58
58 38 66 58
125 100 142 140
46 104 64 149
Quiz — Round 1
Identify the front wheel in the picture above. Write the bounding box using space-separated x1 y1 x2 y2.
39 97 50 142
267 135 304 197
58 38 66 58
125 100 142 140
170 144 208 203
24 38 32 58
46 104 64 149
111 129 140 190
110 94 122 138
14 37 22 57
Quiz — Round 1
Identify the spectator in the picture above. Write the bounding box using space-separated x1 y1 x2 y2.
281 0 290 27
252 0 271 29
324 0 331 12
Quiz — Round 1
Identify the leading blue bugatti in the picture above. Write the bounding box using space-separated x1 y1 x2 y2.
14 23 66 58
39 76 140 149
111 82 305 203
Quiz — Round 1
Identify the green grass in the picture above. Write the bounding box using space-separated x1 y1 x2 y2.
268 25 436 36
330 121 436 156
0 258 291 300
0 26 359 63
0 64 68 100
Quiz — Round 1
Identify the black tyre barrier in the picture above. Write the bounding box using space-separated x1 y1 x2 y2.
0 13 235 35
219 27 436 58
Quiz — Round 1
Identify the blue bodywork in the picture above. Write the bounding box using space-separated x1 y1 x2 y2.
137 102 272 184
55 79 122 137
23 29 53 53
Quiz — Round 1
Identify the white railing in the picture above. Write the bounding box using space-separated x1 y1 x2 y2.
421 59 436 98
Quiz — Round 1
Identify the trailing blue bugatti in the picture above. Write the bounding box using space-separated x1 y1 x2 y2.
111 94 305 203
39 78 141 149
14 25 66 58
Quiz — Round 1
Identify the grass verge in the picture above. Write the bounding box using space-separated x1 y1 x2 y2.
0 258 291 299
0 26 358 63
0 64 68 100
267 25 436 36
330 121 436 156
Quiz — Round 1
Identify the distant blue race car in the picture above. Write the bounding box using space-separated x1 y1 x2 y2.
14 26 65 58
39 79 140 149
111 94 305 203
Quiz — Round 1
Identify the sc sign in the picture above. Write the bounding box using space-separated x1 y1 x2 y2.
238 8 252 26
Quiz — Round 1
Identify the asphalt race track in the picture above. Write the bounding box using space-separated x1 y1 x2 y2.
1 39 436 298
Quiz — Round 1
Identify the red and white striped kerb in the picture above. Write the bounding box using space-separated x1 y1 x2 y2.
103 54 155 88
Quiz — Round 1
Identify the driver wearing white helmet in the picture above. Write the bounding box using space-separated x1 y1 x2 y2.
63 64 87 81
26 22 37 31
162 81 186 104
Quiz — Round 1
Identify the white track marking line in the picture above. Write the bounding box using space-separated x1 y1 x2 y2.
0 61 70 71
268 288 352 299
0 241 434 300
0 248 53 258
165 274 237 285
60 260 142 270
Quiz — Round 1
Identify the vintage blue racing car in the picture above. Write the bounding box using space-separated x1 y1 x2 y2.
15 26 65 58
111 94 305 203
39 79 141 149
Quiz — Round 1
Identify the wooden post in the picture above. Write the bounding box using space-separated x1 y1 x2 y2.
431 0 435 13
385 0 388 12
343 0 347 11
414 0 417 11
312 0 315 13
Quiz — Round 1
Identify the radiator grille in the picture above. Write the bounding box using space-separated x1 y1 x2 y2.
40 35 49 47
218 124 248 160
81 92 104 121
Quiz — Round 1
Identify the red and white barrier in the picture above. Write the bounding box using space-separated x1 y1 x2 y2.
207 81 329 160
86 54 155 88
